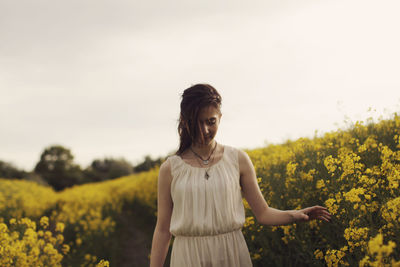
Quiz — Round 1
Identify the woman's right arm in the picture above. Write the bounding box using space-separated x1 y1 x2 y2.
150 159 173 267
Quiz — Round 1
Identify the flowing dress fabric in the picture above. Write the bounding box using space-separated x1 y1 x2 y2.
168 145 253 267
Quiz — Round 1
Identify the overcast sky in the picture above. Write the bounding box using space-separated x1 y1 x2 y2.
1 0 400 171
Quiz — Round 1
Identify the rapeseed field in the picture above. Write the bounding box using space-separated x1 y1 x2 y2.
1 113 399 266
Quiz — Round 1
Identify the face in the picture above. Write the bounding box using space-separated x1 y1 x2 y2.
194 105 221 145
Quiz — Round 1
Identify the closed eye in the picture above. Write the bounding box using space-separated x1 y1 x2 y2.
207 119 216 125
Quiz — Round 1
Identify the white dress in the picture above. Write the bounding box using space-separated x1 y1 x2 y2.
167 144 253 267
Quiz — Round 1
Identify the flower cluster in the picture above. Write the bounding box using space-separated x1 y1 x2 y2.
242 112 400 266
0 167 158 265
0 217 66 266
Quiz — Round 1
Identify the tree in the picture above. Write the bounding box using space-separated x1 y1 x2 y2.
0 160 26 179
83 157 134 182
34 145 84 191
133 155 163 173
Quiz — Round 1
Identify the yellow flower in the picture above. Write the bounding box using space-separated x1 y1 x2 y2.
325 198 339 215
62 244 70 255
368 234 396 255
0 223 8 233
286 161 298 177
344 188 365 203
314 249 324 260
324 155 340 175
324 248 348 267
343 227 368 251
316 179 325 189
55 222 65 233
96 259 110 267
40 216 49 229
244 216 255 228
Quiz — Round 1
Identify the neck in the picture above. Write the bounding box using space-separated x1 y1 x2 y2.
191 140 217 157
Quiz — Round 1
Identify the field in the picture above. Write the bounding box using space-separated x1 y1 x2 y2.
1 113 400 266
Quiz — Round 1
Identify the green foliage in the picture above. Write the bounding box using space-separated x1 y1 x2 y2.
34 145 85 191
133 155 163 173
0 160 26 179
83 157 134 182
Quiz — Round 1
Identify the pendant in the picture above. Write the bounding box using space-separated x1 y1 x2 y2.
205 171 209 179
203 160 209 165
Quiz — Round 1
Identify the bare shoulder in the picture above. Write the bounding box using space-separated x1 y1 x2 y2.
236 148 254 175
237 148 252 164
160 157 171 171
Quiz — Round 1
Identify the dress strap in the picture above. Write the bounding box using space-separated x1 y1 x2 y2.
167 154 183 178
167 155 176 169
223 145 239 173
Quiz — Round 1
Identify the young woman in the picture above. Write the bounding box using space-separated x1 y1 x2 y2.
150 84 331 267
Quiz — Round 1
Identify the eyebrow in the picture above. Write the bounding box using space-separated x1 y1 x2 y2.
199 117 216 122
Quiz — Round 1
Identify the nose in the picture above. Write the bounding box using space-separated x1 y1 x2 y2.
200 124 210 138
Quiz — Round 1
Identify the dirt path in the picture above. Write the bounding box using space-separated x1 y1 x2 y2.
115 202 171 267
118 213 152 266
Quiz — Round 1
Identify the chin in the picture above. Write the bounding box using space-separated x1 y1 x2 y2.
206 138 215 144
195 138 214 146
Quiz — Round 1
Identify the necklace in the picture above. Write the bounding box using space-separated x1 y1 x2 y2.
190 141 218 179
190 141 218 165
204 152 216 179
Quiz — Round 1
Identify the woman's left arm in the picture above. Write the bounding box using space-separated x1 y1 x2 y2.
238 149 331 226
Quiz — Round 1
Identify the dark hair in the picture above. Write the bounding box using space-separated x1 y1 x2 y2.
176 84 222 155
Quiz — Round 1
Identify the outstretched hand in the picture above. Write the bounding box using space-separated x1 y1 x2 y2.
293 205 331 223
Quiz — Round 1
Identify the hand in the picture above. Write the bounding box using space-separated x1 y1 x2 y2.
293 205 331 223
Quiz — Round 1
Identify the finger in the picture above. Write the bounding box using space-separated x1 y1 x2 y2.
304 206 330 217
317 211 331 217
309 206 328 214
315 215 327 222
316 207 329 213
309 212 325 219
313 205 328 210
319 215 331 222
317 214 331 222
315 209 331 215
301 207 312 214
